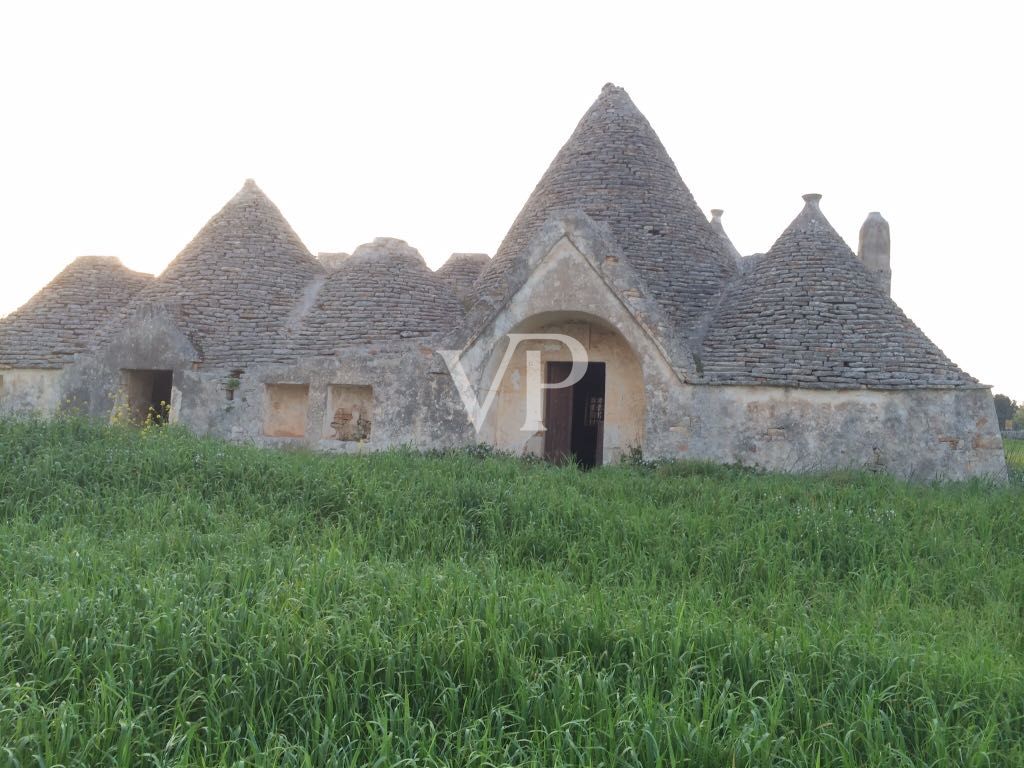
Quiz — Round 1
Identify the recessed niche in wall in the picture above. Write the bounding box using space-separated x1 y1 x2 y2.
324 384 373 441
263 383 309 438
225 369 244 401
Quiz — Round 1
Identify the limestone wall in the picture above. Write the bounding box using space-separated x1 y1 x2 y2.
668 385 1007 482
0 369 64 416
1 355 1007 483
166 351 473 453
47 300 472 452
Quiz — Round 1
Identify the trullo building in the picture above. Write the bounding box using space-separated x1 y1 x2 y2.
0 84 1007 481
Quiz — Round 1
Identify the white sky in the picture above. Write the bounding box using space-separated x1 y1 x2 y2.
1 1 1021 401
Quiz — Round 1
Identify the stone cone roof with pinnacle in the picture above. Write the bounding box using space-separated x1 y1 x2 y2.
126 179 325 366
697 195 978 388
0 256 152 369
292 238 463 356
473 83 737 334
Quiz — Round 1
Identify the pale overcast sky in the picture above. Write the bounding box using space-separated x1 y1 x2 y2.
1 1 1021 400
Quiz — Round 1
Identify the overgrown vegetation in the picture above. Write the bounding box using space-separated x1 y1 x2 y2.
1 417 1022 767
1007 438 1024 484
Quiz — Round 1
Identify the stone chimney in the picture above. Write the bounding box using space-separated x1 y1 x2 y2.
857 212 891 295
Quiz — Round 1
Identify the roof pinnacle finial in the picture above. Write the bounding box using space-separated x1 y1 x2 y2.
802 193 823 208
707 208 741 264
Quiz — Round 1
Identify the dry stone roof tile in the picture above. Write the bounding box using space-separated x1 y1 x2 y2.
697 195 977 389
292 238 463 356
473 83 736 334
0 256 152 369
115 179 326 366
438 252 489 309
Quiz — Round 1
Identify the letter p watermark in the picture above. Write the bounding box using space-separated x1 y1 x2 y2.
439 334 589 434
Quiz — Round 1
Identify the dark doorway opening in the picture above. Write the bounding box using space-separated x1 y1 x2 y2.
121 369 173 425
543 361 605 468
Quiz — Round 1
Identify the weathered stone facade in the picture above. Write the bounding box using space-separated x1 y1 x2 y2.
0 83 1008 482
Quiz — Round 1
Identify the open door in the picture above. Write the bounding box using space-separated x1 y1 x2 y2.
121 369 173 425
543 362 574 464
543 361 606 468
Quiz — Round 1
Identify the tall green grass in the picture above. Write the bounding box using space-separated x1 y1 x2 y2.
1006 438 1024 484
1 417 1022 767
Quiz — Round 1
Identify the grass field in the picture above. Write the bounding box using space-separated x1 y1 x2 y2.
1 418 1022 767
1006 438 1024 484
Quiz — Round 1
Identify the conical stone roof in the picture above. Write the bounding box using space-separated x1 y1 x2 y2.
293 238 462 355
474 83 736 333
127 179 325 366
0 256 152 368
698 195 977 388
438 252 489 309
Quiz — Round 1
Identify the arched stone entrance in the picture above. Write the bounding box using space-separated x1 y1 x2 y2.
482 312 645 466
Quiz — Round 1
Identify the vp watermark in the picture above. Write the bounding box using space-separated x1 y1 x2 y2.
439 334 589 434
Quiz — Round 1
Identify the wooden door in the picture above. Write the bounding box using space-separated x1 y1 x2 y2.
543 361 573 464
